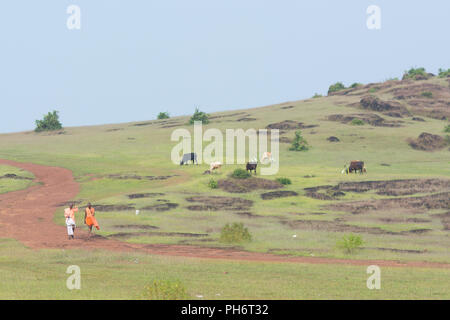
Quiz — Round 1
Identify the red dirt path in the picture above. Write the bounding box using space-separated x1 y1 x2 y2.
0 159 449 269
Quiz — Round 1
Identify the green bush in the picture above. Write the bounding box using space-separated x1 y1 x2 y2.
350 82 362 89
421 91 433 98
328 82 346 95
438 68 450 78
444 125 450 133
312 93 323 98
142 280 190 300
208 178 218 189
231 168 251 179
220 222 252 244
350 119 365 126
368 87 378 93
402 67 428 80
336 234 364 254
157 112 170 119
289 130 309 151
35 110 62 132
276 177 292 185
189 107 209 124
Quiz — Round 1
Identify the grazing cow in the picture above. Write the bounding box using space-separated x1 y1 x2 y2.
246 162 257 174
180 153 198 165
209 161 222 172
260 152 273 164
347 160 365 174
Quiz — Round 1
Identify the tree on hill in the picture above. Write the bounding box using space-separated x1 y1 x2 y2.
438 68 450 78
157 112 170 120
328 82 346 95
189 107 209 124
289 130 309 151
35 110 62 132
402 67 429 80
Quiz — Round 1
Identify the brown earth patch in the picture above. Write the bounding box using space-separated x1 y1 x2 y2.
281 105 295 110
408 132 448 151
113 224 159 230
329 192 450 214
127 193 165 199
412 117 425 122
359 95 411 117
232 211 263 218
266 120 318 130
185 196 253 211
237 117 257 122
94 204 135 211
0 174 33 180
379 218 431 224
141 203 179 211
261 190 298 200
327 113 403 127
208 112 248 120
217 177 282 193
327 136 340 142
280 220 396 235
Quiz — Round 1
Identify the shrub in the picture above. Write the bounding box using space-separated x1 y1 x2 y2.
157 112 170 119
231 168 251 179
189 107 209 124
328 82 346 95
350 119 365 126
402 67 427 80
336 234 364 254
421 91 433 98
312 93 323 98
368 87 378 93
276 177 292 185
289 130 309 151
350 82 362 88
444 125 450 133
438 68 450 78
142 280 190 300
220 222 252 244
35 110 62 132
208 178 218 189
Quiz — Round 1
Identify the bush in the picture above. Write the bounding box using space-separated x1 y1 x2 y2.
220 222 252 244
208 178 218 189
276 177 292 185
328 82 346 95
157 112 170 119
35 110 62 132
189 107 209 124
289 130 309 151
402 67 428 80
142 280 190 300
444 125 450 133
421 91 433 98
231 168 251 179
368 87 378 93
336 234 364 254
350 119 365 126
350 82 362 89
438 68 450 78
312 93 323 98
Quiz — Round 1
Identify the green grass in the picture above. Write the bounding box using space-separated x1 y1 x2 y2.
0 165 35 194
0 239 448 299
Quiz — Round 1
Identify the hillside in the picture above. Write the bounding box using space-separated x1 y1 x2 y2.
0 75 449 266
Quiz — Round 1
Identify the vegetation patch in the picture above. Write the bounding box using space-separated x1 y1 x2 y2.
261 190 298 200
142 280 190 300
185 196 253 211
127 193 165 199
336 234 364 254
220 222 252 244
408 132 448 151
217 177 282 193
141 203 179 212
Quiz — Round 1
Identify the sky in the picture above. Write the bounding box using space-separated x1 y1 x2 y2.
0 0 449 133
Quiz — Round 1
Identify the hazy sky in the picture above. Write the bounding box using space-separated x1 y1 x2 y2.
0 0 449 133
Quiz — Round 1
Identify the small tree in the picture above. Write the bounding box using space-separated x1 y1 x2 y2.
328 82 346 95
157 112 170 120
438 68 450 78
402 67 428 80
189 107 209 125
444 125 450 133
289 130 309 151
336 234 364 254
35 110 62 132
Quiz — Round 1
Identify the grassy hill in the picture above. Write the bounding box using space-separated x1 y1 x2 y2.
0 75 449 299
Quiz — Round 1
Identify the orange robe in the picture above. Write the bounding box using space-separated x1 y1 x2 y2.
85 207 100 230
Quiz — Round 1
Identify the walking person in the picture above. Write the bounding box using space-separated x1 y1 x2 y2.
84 203 100 238
64 204 78 240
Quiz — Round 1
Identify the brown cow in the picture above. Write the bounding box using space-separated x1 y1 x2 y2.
347 161 365 174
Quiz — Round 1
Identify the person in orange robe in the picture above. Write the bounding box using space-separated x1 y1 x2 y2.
84 203 100 238
64 204 78 240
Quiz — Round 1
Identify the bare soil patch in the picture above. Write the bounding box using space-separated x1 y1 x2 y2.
237 117 257 122
185 196 253 211
113 224 159 230
141 203 179 211
327 136 340 142
261 191 298 200
327 113 403 127
232 211 263 218
218 177 282 193
0 173 33 180
266 120 318 130
280 219 396 235
408 132 448 151
359 95 411 117
94 204 135 211
127 193 165 199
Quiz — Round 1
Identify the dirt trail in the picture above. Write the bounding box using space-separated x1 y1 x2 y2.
0 159 449 269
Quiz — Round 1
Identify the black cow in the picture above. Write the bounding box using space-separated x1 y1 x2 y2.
246 162 257 174
180 153 198 165
348 161 365 174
